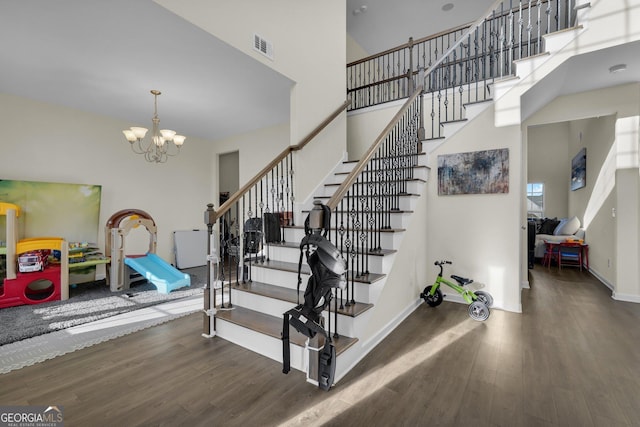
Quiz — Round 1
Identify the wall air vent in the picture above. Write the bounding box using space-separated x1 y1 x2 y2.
253 33 274 60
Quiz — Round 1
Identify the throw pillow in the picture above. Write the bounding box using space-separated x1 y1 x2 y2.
554 215 580 236
539 218 559 235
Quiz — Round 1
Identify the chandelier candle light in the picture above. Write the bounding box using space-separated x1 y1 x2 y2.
123 90 186 163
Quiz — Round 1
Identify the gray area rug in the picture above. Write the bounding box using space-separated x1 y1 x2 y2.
0 266 207 346
0 294 204 374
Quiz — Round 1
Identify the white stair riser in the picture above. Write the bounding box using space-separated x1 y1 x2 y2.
441 120 467 138
542 27 583 52
266 245 394 274
463 101 493 120
248 266 379 303
216 318 306 372
492 77 520 100
301 195 418 213
337 162 357 174
281 213 412 242
283 228 404 251
333 341 362 384
231 290 359 337
421 83 491 139
319 179 424 197
232 289 296 317
513 53 550 77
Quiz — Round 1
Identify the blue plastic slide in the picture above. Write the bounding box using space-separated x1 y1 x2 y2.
124 253 190 294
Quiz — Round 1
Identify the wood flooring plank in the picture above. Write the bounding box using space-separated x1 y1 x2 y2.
552 387 594 426
1 265 640 426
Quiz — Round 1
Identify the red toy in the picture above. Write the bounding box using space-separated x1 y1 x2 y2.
1 202 69 308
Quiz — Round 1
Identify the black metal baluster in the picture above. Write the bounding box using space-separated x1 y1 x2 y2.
347 188 355 307
246 191 253 281
338 200 346 310
284 154 291 234
288 153 294 227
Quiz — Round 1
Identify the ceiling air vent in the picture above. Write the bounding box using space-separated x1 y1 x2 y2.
253 33 274 60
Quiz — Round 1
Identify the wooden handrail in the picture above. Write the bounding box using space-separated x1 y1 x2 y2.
326 85 423 211
347 23 472 68
214 98 351 221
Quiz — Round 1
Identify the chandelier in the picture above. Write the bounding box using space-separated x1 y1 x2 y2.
122 90 185 163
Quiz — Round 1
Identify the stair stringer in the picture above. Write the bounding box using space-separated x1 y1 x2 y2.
332 156 431 384
212 154 429 385
423 99 494 154
493 25 587 127
296 151 352 214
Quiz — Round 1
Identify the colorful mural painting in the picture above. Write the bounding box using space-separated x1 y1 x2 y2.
437 148 509 195
0 179 102 281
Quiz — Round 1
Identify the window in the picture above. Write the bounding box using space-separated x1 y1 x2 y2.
527 183 544 218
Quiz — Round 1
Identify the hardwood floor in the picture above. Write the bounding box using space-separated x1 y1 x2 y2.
1 265 639 426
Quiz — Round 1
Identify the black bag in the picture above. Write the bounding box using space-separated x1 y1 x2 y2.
281 203 346 391
263 212 281 243
243 217 262 254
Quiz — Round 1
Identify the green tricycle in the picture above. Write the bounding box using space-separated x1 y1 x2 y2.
420 260 493 321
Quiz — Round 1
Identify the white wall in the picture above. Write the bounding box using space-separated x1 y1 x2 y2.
0 93 213 265
347 33 369 63
362 180 429 338
526 83 640 300
347 100 403 160
527 122 570 218
567 117 617 283
219 151 239 197
155 0 348 203
614 117 640 302
428 106 523 312
211 123 290 208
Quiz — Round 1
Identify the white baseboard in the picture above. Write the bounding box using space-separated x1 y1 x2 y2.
333 299 421 384
612 292 640 303
586 268 640 303
588 267 614 291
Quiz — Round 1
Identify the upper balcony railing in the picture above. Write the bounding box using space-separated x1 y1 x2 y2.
347 0 579 115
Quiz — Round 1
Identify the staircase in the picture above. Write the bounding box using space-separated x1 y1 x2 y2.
207 0 593 388
214 152 430 384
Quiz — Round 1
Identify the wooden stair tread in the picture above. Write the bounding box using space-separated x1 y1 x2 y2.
513 51 550 63
463 98 493 107
267 241 396 256
335 164 429 176
314 194 419 201
324 178 426 187
341 152 425 161
253 259 386 284
440 118 467 125
215 306 358 355
492 74 519 84
234 280 374 317
305 208 414 215
283 224 405 233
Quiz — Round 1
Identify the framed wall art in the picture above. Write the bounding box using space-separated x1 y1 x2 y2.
437 148 509 195
571 147 586 191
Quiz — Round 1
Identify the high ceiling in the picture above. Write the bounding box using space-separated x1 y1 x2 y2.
346 0 495 54
0 0 294 142
0 1 638 142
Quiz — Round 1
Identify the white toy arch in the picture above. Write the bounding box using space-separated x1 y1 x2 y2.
105 209 157 292
105 209 189 294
